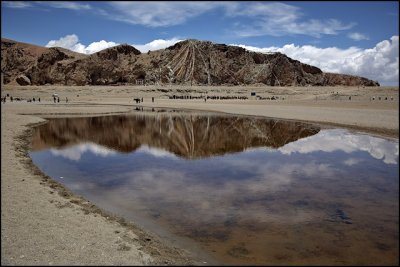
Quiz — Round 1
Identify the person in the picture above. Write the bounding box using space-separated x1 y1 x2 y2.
10 96 13 102
204 97 207 102
57 97 60 103
53 96 56 103
141 97 143 102
152 97 154 103
38 97 40 102
33 97 35 102
66 97 68 103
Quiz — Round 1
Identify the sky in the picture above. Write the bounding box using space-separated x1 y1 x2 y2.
1 1 399 85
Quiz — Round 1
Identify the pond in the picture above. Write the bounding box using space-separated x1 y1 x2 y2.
29 112 399 265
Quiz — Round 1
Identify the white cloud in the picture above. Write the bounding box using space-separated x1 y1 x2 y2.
231 35 399 85
2 1 91 10
225 2 355 38
2 1 32 8
46 34 183 54
84 40 119 54
103 2 354 38
45 34 119 54
131 38 183 52
35 1 91 10
348 32 369 41
108 1 220 27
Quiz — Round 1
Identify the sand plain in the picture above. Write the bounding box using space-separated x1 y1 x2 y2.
1 84 398 265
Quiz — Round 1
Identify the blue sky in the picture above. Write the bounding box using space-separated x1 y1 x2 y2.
1 1 399 85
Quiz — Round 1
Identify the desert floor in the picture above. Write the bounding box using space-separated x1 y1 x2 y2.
1 85 399 265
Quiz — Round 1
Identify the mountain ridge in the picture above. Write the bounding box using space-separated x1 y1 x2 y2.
1 37 380 86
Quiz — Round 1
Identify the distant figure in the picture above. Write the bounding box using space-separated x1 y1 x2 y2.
385 97 387 100
10 96 13 102
7 94 9 97
349 96 351 100
391 96 393 100
53 96 56 103
57 97 60 103
152 97 154 103
372 96 375 100
204 98 207 102
378 97 381 100
33 97 35 102
66 97 68 103
38 97 40 102
141 97 143 102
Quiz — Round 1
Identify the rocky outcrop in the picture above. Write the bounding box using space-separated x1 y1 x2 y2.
1 37 380 86
1 38 47 84
16 74 31 85
31 113 320 159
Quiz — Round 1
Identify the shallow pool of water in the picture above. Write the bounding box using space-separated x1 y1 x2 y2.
29 113 399 265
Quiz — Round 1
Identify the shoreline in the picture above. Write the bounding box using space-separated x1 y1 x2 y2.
1 85 398 265
2 103 215 265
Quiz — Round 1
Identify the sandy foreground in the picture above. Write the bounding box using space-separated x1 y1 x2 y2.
1 85 399 265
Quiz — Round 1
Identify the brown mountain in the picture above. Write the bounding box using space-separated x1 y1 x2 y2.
1 38 379 86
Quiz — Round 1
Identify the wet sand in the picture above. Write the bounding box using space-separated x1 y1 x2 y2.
1 85 398 265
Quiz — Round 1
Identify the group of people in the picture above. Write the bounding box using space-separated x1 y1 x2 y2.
134 97 155 103
53 96 68 103
1 94 71 104
370 96 394 101
1 94 40 103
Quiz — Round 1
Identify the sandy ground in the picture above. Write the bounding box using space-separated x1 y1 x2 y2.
1 85 399 265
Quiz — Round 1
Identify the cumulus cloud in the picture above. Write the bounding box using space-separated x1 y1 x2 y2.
131 38 183 52
45 34 119 54
46 34 182 54
231 35 399 85
348 32 369 41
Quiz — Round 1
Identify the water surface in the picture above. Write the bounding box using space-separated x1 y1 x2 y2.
29 112 399 265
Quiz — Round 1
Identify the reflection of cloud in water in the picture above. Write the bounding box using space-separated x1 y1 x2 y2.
279 129 399 164
98 159 335 225
343 158 363 166
50 143 117 161
136 145 178 159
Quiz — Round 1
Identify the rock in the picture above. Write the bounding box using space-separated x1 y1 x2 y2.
16 74 31 85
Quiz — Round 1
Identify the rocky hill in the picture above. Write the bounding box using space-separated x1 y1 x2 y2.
1 38 379 86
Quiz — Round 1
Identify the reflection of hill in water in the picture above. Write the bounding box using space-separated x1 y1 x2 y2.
31 114 320 159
